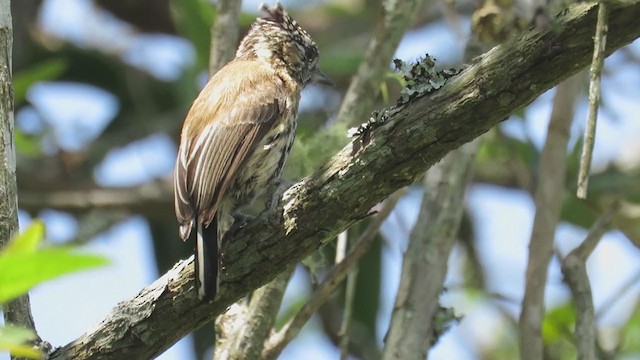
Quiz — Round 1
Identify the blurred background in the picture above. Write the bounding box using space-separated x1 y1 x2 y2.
2 0 640 359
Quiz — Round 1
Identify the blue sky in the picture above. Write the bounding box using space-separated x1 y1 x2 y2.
2 1 640 359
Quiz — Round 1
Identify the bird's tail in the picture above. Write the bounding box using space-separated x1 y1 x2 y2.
195 216 220 301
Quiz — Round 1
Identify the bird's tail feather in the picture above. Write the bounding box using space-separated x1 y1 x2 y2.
195 217 219 301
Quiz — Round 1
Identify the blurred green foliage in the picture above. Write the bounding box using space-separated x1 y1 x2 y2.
0 221 108 359
0 325 41 359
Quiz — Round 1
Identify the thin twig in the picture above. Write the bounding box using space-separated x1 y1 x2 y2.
573 200 620 261
561 200 620 360
335 230 348 263
577 2 609 199
334 229 355 360
339 258 357 360
519 74 582 360
261 192 403 360
209 0 242 76
18 181 172 215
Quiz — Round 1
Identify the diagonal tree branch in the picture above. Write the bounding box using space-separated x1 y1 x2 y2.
47 3 640 359
18 181 172 216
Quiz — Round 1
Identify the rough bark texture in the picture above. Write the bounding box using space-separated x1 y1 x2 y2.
215 267 293 360
47 3 640 359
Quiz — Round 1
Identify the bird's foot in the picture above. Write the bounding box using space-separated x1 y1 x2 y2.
222 212 255 241
266 179 295 212
232 212 254 229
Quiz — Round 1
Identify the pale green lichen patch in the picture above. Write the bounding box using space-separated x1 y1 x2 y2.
394 55 462 106
349 55 462 151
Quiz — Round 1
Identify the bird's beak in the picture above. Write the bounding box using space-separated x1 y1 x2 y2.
312 69 333 86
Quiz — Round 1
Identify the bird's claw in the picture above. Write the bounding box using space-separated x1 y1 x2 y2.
267 179 295 211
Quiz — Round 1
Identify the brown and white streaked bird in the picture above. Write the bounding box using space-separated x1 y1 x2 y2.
174 3 331 301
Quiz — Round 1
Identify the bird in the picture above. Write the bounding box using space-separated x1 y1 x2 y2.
174 3 331 301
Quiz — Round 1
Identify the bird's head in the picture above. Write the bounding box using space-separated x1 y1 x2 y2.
236 3 332 87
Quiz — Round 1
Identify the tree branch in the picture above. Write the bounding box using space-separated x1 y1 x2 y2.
18 180 172 217
215 267 293 360
561 200 619 360
383 140 478 360
209 0 242 75
519 72 582 360
0 0 43 354
262 193 402 359
47 3 640 359
577 2 609 199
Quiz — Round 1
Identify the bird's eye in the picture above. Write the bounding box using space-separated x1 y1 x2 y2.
304 47 317 62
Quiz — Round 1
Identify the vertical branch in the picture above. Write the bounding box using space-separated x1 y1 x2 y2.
561 201 619 360
262 193 402 360
209 0 243 76
381 12 494 358
577 3 609 199
334 230 355 359
331 0 424 342
0 0 35 335
338 257 357 360
382 141 478 360
215 267 294 360
519 74 582 360
336 0 422 126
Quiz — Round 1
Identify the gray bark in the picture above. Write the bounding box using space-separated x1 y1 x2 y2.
382 141 478 360
519 73 582 360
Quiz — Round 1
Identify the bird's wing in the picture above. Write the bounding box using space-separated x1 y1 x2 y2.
174 61 286 239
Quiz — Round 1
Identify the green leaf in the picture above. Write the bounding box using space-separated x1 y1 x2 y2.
0 248 108 303
14 129 41 157
0 325 42 359
352 227 381 351
4 221 44 254
542 303 575 343
619 301 640 352
13 59 68 106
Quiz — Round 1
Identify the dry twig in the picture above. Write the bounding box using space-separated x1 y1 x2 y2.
561 200 620 359
577 3 609 199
